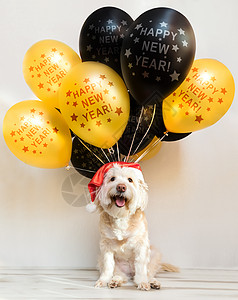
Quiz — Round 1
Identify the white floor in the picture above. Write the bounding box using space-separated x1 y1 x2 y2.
0 268 237 299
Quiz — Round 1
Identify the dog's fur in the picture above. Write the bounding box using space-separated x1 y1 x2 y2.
92 164 178 290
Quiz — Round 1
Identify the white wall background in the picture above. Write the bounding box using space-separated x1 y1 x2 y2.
0 0 238 269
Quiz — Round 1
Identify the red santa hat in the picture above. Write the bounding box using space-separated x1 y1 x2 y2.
86 161 142 212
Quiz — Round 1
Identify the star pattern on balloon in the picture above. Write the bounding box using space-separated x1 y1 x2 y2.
123 17 192 85
8 107 61 156
170 71 180 81
80 12 133 72
62 73 124 133
166 60 233 130
26 47 71 95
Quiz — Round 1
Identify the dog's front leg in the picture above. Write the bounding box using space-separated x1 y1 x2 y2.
134 245 151 291
95 251 115 288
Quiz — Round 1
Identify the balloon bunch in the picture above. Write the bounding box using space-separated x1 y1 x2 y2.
3 7 235 178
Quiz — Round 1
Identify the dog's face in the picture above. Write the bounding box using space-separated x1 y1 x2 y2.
95 164 148 218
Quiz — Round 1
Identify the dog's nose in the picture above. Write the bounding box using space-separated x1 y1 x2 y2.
116 184 127 193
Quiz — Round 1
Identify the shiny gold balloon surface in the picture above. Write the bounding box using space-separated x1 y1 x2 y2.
3 100 72 168
59 62 130 148
163 59 235 133
23 40 81 108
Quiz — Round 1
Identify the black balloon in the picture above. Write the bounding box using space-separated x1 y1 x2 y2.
120 7 196 105
79 7 133 75
151 99 191 142
71 138 105 178
118 96 155 156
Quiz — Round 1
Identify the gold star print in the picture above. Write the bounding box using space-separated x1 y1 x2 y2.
66 90 72 97
178 103 183 109
41 54 46 58
221 88 227 95
10 131 16 137
100 74 106 80
103 89 109 94
29 66 34 72
107 118 112 122
84 78 90 84
52 48 57 52
115 107 123 116
53 127 59 133
22 146 29 152
43 143 48 147
73 101 78 107
218 98 223 104
192 67 199 72
195 115 204 123
96 120 102 127
71 113 78 121
38 83 44 89
80 123 85 128
31 108 36 113
208 97 213 103
108 81 114 87
210 76 216 82
37 74 41 78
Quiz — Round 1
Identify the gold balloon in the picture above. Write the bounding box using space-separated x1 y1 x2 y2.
130 137 162 161
23 40 81 108
163 59 235 133
3 100 72 168
59 62 130 148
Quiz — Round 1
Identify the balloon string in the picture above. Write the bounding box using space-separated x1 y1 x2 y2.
116 142 120 162
131 104 156 156
125 106 144 162
134 131 169 163
77 137 105 165
65 165 96 173
108 147 116 161
100 148 111 163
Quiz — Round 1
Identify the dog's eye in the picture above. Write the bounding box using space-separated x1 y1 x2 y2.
110 177 116 182
128 178 133 183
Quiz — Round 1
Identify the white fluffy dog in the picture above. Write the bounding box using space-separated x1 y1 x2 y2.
88 163 177 291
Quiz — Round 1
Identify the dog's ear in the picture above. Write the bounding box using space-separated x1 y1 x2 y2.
137 179 148 211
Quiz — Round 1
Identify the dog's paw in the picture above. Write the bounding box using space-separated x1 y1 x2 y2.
108 279 122 288
137 282 151 291
150 278 161 289
95 280 107 288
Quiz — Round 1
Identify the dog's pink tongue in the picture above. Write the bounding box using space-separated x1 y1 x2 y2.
115 197 125 207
